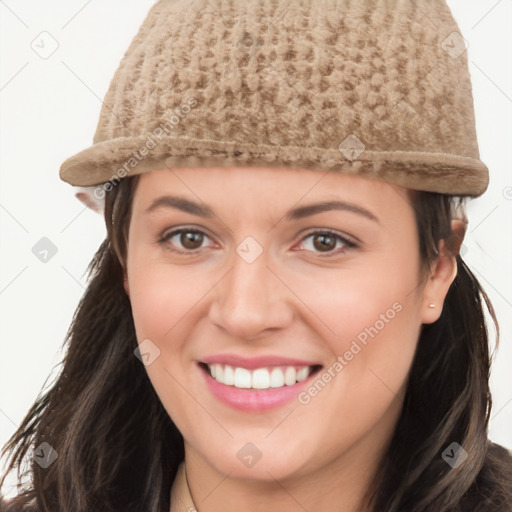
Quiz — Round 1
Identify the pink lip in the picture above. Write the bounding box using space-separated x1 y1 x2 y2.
201 353 320 369
197 362 322 413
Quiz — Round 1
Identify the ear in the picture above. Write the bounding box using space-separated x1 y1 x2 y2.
421 219 466 324
445 217 467 256
123 270 130 297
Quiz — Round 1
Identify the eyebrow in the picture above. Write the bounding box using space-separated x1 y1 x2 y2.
144 195 379 223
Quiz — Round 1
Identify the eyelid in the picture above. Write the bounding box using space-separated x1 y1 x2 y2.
297 227 359 245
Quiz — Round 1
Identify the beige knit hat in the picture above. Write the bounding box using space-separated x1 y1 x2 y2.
59 0 489 212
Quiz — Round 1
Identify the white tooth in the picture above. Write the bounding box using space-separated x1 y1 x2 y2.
214 364 224 384
296 367 309 382
284 366 297 386
234 367 251 389
270 368 285 388
223 365 235 385
210 365 310 389
252 368 270 389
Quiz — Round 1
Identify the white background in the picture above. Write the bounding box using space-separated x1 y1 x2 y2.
1 0 511 498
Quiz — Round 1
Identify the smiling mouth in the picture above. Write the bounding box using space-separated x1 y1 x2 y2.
199 362 323 390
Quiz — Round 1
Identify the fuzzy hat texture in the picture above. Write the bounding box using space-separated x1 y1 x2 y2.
59 0 489 213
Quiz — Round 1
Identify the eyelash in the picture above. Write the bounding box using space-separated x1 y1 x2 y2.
157 227 358 257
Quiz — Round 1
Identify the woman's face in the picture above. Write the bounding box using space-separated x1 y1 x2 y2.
124 167 454 483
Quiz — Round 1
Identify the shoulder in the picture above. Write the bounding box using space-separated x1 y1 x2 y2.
459 441 512 511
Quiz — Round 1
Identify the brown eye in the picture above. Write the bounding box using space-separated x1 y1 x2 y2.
180 231 204 250
159 228 211 254
299 230 357 256
312 233 337 252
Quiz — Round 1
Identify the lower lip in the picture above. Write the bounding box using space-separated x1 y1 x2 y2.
199 364 318 412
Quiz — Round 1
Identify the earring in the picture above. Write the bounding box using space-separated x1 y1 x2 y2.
428 303 435 308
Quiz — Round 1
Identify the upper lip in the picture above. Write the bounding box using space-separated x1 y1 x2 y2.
200 354 322 369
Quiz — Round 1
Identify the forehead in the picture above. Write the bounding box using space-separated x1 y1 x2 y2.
129 166 414 226
135 167 409 200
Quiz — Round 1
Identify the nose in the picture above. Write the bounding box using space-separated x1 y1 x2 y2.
208 245 294 341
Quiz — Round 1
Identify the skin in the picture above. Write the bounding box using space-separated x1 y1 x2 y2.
123 166 462 512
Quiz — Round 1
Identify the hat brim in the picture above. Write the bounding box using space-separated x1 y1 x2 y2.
59 135 489 196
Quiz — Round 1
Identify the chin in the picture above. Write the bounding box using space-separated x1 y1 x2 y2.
191 434 316 483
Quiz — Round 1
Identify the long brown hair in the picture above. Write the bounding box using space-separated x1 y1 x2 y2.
1 174 511 512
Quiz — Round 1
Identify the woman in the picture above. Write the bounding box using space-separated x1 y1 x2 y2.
1 1 511 511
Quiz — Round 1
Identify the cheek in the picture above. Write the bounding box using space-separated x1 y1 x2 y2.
288 251 423 416
126 260 212 430
281 269 423 472
126 259 200 395
127 258 209 343
289 248 423 356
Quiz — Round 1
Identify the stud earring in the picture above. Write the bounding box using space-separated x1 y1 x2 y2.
428 303 435 308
